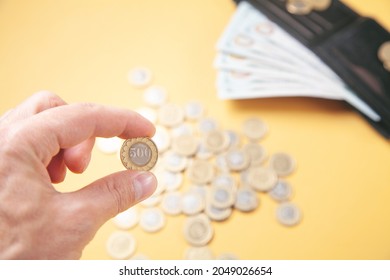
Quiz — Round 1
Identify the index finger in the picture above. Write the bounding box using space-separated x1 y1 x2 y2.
19 103 155 166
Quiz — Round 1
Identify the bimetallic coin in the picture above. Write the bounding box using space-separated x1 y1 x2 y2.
162 151 188 172
106 231 136 259
172 134 199 157
286 0 313 15
311 0 332 11
247 167 278 192
269 152 296 177
135 107 157 124
120 138 158 171
243 143 267 166
140 194 162 207
234 187 259 212
212 174 236 190
378 41 390 62
225 130 240 150
215 154 229 173
210 185 235 209
196 143 213 160
160 192 182 216
183 214 214 246
276 202 302 226
158 103 184 127
204 130 229 154
131 254 150 260
242 117 268 141
226 149 250 171
139 208 166 233
143 86 167 107
187 159 215 184
128 67 152 88
205 202 232 222
181 192 205 216
152 125 171 153
184 246 215 260
185 101 205 121
217 253 239 260
163 171 183 192
171 123 194 137
113 207 139 230
269 180 293 202
198 117 218 134
96 137 122 154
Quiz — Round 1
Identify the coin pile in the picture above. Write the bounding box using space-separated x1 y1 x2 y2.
102 67 302 259
378 41 390 72
286 0 331 15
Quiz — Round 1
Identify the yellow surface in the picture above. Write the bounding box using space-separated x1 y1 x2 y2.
0 0 389 260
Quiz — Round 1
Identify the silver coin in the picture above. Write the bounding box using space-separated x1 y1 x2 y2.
276 202 302 226
269 180 293 202
234 187 259 212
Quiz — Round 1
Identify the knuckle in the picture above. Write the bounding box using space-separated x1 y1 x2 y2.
103 180 133 214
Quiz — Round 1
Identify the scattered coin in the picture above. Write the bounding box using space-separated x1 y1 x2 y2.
160 191 182 216
187 159 215 184
225 130 240 150
185 101 205 121
247 167 278 192
243 142 267 166
183 214 214 246
140 208 166 233
205 202 232 222
217 253 239 260
128 67 152 88
269 180 293 202
198 117 218 134
181 191 205 216
158 103 184 127
120 137 158 171
196 143 213 160
171 123 194 137
226 149 250 171
143 86 167 107
286 0 313 15
269 152 296 177
162 151 188 172
113 207 139 230
140 194 162 207
172 134 199 157
106 231 136 259
210 185 235 209
242 117 268 141
215 153 230 172
135 107 157 124
184 246 215 260
96 137 122 154
234 187 259 212
152 125 171 153
131 253 150 260
204 130 229 154
276 202 302 226
212 174 236 190
163 171 183 192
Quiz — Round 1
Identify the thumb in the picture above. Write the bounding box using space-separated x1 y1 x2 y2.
71 170 157 224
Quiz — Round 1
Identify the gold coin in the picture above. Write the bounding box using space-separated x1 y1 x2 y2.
247 167 278 192
286 0 313 15
172 134 199 157
183 214 214 246
187 159 215 184
210 185 235 209
378 41 390 62
269 152 296 177
234 187 259 212
204 130 229 154
242 117 268 140
120 137 158 171
310 0 331 11
276 202 302 227
226 149 250 171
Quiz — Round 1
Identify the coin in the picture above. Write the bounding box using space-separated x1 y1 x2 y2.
212 174 236 190
135 107 157 124
198 117 218 134
143 86 167 107
163 171 183 192
242 117 268 141
113 206 139 230
310 0 331 11
171 123 194 137
160 191 182 216
210 185 235 209
183 214 214 246
140 194 162 207
204 130 229 154
120 138 158 171
187 159 215 184
106 231 136 259
234 187 259 212
217 253 239 260
181 191 205 216
243 143 267 166
276 202 302 226
226 149 250 171
139 208 166 233
286 0 312 15
96 137 122 154
185 101 205 121
184 246 215 260
152 125 171 153
247 167 278 192
158 103 184 127
215 154 229 173
269 152 296 177
225 130 240 150
269 180 293 202
172 134 199 157
162 151 188 172
196 143 213 160
128 67 152 88
205 202 232 222
378 41 390 62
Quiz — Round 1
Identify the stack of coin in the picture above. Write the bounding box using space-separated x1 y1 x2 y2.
101 68 302 259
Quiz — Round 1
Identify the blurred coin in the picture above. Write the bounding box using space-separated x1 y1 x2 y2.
171 123 194 137
310 0 331 11
196 143 213 160
131 254 150 260
120 138 158 171
140 194 162 207
106 231 136 259
113 206 139 230
160 192 182 216
184 246 215 260
205 202 232 222
158 103 184 127
140 208 166 233
187 159 215 184
215 154 229 173
183 214 214 246
163 171 183 192
276 202 302 226
96 137 122 154
181 191 205 216
143 86 167 107
212 174 236 190
226 149 250 171
269 180 293 202
210 185 235 209
225 130 241 150
234 187 259 212
378 41 390 62
172 134 199 157
269 152 296 176
242 117 268 141
135 107 157 124
128 67 152 88
189 184 208 199
198 117 218 134
152 125 171 153
204 130 229 154
185 101 205 121
286 0 312 15
162 151 188 172
247 167 278 192
243 143 267 166
217 253 239 260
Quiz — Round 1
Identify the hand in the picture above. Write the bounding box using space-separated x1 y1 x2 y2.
0 91 157 259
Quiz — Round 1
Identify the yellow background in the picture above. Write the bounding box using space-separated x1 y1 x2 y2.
0 0 389 259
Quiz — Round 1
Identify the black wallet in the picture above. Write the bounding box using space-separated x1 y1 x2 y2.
234 0 390 138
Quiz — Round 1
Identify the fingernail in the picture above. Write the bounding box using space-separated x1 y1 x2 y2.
132 172 156 201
